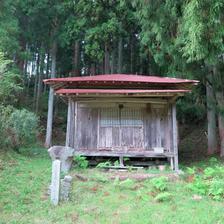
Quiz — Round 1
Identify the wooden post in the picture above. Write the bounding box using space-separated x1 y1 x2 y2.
172 103 179 171
66 98 71 147
155 109 162 147
66 98 75 147
51 160 61 206
74 101 78 148
119 156 124 167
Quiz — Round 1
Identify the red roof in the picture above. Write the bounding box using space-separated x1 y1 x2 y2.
56 89 190 95
44 74 198 85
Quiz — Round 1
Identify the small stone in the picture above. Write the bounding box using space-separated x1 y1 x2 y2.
192 194 202 201
158 165 165 171
60 175 73 201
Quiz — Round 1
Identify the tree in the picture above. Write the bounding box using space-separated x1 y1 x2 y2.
179 0 224 156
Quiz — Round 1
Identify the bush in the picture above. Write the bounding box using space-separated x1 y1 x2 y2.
154 192 172 202
0 106 39 150
74 155 88 169
150 176 168 192
186 164 224 201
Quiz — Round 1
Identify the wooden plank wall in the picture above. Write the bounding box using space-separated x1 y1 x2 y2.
76 107 98 149
74 101 173 152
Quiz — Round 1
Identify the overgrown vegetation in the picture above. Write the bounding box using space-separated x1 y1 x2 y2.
73 156 89 169
185 157 224 201
1 149 224 223
0 106 39 150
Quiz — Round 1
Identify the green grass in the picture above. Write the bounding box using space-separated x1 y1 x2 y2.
1 148 224 224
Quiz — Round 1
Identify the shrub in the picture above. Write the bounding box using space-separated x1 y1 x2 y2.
150 176 168 192
0 106 38 150
74 155 88 169
208 179 224 201
0 52 22 104
154 192 172 202
187 177 208 195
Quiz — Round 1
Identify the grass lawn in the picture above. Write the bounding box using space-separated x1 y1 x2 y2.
0 147 224 224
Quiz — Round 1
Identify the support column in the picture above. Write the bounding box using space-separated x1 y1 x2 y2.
172 103 179 171
66 98 75 147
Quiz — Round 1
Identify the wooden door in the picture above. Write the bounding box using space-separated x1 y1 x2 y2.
98 106 144 150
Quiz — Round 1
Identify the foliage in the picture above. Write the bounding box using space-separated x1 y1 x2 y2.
186 163 224 200
96 161 112 168
0 52 22 104
1 150 224 223
208 179 224 201
187 176 208 195
154 192 172 202
115 178 135 190
150 176 168 192
73 155 89 169
0 106 39 150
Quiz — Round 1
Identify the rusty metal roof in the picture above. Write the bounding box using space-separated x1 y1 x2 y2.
44 74 199 85
56 88 190 96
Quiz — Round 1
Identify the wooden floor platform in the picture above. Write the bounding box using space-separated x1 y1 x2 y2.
74 150 174 158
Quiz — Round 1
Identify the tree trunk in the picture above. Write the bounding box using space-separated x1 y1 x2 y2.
130 37 133 73
44 52 50 93
33 52 40 106
35 48 45 113
90 63 96 76
118 38 123 73
206 80 218 155
45 41 57 148
111 45 116 74
216 90 224 156
72 40 80 76
104 43 110 74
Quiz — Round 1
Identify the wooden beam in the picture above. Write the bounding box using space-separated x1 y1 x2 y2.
70 97 169 104
73 150 174 158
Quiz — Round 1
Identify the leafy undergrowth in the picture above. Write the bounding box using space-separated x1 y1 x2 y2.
0 149 224 224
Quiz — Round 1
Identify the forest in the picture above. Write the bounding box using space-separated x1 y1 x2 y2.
1 1 224 223
0 0 223 156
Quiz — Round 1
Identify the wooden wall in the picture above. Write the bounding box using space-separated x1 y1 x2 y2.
67 100 173 153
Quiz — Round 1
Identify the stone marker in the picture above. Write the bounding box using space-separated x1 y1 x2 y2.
60 175 73 201
51 160 61 206
48 146 75 173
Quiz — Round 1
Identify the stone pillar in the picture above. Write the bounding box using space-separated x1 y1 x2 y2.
48 146 75 173
60 175 73 201
50 160 61 206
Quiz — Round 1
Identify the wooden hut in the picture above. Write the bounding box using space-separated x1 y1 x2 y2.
44 74 198 171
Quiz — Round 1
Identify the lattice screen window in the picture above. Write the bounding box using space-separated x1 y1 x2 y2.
121 108 143 126
100 108 120 126
100 108 143 127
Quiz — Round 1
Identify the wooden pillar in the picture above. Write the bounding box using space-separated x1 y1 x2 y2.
119 156 124 167
66 98 75 147
155 109 162 147
74 101 78 148
172 103 179 171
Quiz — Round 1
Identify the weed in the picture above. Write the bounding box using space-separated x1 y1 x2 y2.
187 176 208 195
150 176 168 192
96 161 112 168
154 192 172 202
208 179 224 201
74 155 88 169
